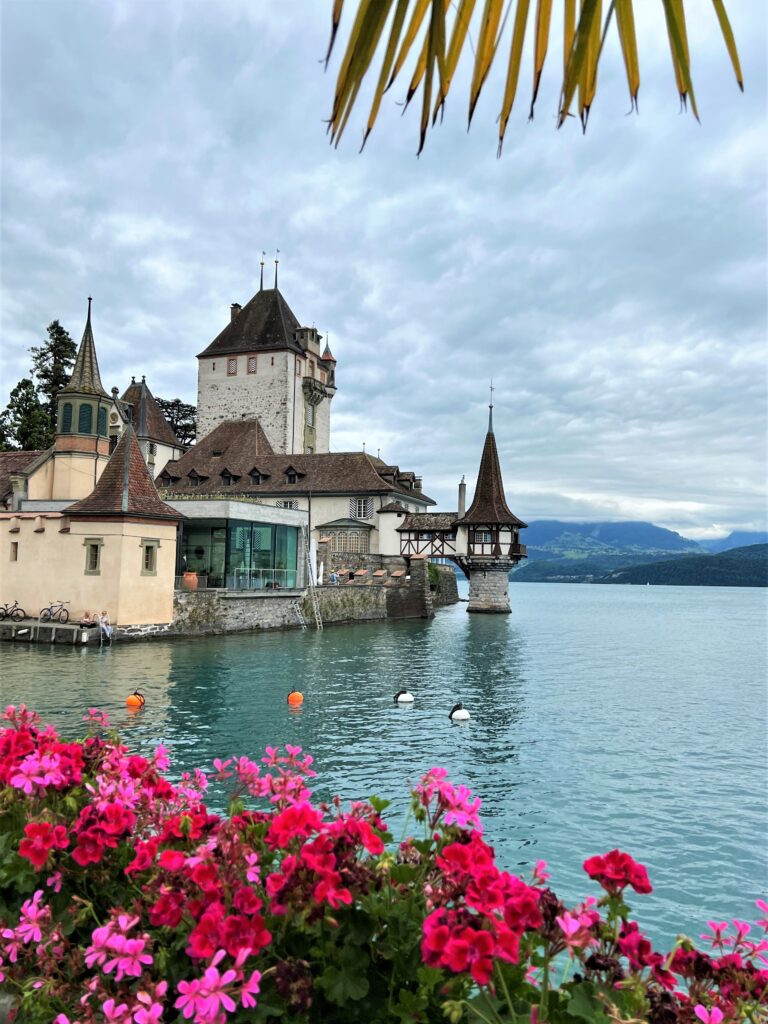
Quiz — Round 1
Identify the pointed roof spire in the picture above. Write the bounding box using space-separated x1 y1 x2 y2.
321 332 336 362
455 402 527 528
63 423 181 520
488 380 494 433
61 297 109 398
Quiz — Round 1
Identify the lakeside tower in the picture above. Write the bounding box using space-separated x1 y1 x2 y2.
455 397 527 612
196 268 336 452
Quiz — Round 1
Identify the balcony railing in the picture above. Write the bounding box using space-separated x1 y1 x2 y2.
175 569 303 592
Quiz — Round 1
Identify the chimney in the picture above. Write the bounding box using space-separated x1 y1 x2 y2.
458 475 466 518
230 303 242 321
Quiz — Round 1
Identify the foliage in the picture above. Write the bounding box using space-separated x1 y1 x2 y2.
596 544 768 588
1 705 766 1024
0 379 51 452
156 398 196 447
30 321 77 438
325 0 744 154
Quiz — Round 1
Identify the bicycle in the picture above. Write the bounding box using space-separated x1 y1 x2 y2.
40 600 70 624
0 599 25 622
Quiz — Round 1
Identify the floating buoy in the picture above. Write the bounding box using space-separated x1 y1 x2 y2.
394 689 414 703
449 702 470 722
287 689 304 706
125 690 145 709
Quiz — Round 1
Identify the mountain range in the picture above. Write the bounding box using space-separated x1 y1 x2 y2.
507 521 768 586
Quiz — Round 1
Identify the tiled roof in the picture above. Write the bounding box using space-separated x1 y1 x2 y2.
322 345 336 362
121 378 179 447
377 501 408 513
397 512 459 532
198 288 303 358
455 429 527 528
64 425 181 520
317 518 375 530
0 450 45 505
160 420 434 504
60 298 109 398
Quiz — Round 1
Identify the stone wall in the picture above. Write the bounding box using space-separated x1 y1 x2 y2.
307 585 387 625
432 564 459 607
196 351 293 449
466 561 512 613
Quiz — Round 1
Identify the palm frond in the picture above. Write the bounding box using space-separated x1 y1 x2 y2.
325 0 744 153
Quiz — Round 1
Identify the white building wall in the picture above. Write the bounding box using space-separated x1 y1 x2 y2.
196 352 293 449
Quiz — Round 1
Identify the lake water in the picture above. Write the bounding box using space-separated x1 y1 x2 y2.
1 582 765 946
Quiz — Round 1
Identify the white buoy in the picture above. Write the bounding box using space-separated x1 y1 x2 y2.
449 702 470 721
394 689 415 704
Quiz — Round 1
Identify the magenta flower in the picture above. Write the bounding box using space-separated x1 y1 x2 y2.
694 1007 724 1024
101 998 128 1022
240 969 262 1009
17 891 48 945
174 978 204 1020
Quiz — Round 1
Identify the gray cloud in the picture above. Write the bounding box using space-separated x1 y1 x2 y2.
1 1 765 538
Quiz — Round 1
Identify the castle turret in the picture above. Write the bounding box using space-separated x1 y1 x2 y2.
454 398 527 613
51 298 112 500
195 274 335 454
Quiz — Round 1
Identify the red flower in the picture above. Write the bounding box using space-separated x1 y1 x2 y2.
187 905 225 959
266 802 324 849
158 849 186 872
233 886 262 916
583 850 653 895
71 826 106 866
19 821 68 870
125 839 158 875
149 890 185 928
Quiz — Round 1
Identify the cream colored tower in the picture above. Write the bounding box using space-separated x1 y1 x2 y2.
196 277 336 453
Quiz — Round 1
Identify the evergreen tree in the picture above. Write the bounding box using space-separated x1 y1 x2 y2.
0 379 50 451
30 320 76 437
156 397 196 447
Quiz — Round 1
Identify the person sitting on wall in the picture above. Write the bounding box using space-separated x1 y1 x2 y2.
329 570 337 585
99 610 112 642
81 610 95 626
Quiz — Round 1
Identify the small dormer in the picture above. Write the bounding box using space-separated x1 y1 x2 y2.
249 468 270 485
188 469 206 487
284 464 304 485
220 468 240 487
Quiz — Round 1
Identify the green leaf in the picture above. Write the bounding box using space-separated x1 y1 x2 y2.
318 963 370 1005
567 981 611 1022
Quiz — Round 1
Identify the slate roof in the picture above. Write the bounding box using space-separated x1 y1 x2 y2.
60 298 109 398
397 512 459 532
0 451 45 507
64 425 181 520
121 378 179 447
455 429 527 528
160 420 434 504
198 287 304 358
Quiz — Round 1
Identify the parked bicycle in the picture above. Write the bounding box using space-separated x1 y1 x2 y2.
40 600 70 624
0 599 26 622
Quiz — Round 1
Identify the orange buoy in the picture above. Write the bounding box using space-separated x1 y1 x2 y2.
125 691 145 709
287 689 304 706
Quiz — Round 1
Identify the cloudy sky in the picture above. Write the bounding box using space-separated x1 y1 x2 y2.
1 1 765 538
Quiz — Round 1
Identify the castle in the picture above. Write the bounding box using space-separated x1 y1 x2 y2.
0 276 527 632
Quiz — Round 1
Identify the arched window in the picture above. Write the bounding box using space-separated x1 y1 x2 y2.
78 404 93 434
61 402 73 433
97 407 107 436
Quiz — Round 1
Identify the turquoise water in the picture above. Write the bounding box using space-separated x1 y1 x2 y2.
1 582 765 945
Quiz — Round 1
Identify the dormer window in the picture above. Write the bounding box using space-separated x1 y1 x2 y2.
188 471 201 487
286 470 298 484
212 450 223 457
249 469 268 485
159 471 172 486
221 471 233 486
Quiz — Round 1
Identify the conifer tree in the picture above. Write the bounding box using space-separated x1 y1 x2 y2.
30 320 76 437
0 378 50 451
156 397 196 447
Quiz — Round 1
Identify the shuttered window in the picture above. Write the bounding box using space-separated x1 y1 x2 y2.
61 403 73 433
78 404 93 433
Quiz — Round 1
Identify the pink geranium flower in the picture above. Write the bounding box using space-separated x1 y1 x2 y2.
694 1007 724 1024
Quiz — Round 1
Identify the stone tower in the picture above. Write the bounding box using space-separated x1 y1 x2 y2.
52 298 113 500
196 273 336 452
455 401 527 613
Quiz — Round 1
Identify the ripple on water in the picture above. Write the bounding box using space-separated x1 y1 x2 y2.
1 582 766 945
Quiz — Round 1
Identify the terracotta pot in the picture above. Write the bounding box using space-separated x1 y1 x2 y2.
182 572 198 592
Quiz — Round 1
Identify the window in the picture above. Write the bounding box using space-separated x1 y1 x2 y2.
84 537 103 575
350 497 373 520
286 471 298 484
227 358 237 376
140 539 159 576
221 471 233 486
276 500 298 510
330 530 369 555
211 450 223 457
476 531 492 544
247 356 257 374
309 360 315 379
61 402 73 433
188 472 201 487
306 403 315 427
97 406 107 436
212 362 216 371
10 542 18 562
295 359 302 377
78 404 93 434
148 442 157 456
250 470 264 484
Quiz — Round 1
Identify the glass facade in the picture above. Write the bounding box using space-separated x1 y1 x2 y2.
178 519 300 590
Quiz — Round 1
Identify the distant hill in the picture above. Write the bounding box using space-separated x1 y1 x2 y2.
511 551 701 584
522 520 702 563
595 545 768 588
698 531 768 554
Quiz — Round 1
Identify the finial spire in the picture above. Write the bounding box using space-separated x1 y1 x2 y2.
274 248 280 289
87 295 93 321
488 380 495 433
259 251 265 291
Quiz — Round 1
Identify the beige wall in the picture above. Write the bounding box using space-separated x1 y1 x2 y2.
0 514 177 625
